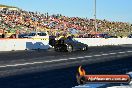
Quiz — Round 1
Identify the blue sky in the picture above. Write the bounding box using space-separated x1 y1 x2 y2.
0 0 132 23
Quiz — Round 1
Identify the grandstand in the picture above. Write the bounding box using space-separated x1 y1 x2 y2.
0 4 19 11
0 4 132 38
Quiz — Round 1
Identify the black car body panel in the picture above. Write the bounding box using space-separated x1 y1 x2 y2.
54 37 88 52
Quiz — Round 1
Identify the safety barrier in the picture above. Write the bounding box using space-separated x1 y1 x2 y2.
0 38 49 51
75 38 132 46
0 38 132 51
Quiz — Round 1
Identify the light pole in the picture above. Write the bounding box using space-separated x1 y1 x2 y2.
94 0 98 32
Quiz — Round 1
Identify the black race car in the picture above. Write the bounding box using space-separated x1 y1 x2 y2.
54 37 88 52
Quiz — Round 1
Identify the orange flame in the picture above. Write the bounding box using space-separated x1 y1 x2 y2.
78 66 86 76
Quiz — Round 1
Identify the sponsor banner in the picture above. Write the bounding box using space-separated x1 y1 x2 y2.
84 75 130 83
76 66 131 84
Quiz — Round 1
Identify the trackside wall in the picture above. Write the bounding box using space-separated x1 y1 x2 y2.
0 38 49 51
75 38 132 46
0 38 132 51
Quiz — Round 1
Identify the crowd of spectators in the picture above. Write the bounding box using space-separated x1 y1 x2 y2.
0 8 132 38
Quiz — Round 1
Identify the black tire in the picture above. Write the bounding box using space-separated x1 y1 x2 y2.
82 46 88 51
63 45 68 52
67 44 73 52
54 46 59 52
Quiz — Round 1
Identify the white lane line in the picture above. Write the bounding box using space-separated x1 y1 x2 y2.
94 55 102 57
109 53 116 55
45 59 68 62
0 50 125 68
102 53 109 56
69 58 77 60
84 56 93 58
0 55 97 68
0 55 94 68
77 57 85 59
127 51 132 53
0 62 44 68
0 59 69 68
118 52 125 54
0 51 127 68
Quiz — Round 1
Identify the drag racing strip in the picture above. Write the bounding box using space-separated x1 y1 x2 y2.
0 50 132 68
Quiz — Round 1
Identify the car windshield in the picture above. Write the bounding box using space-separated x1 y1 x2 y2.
38 33 47 36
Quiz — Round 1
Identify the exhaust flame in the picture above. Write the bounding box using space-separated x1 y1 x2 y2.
78 66 86 76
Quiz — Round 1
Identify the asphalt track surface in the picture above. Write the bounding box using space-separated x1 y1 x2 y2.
0 45 132 88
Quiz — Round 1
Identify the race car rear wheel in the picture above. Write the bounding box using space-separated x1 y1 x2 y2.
67 44 73 52
54 46 60 52
54 46 58 51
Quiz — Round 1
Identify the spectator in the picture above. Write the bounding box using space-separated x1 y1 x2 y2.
0 8 132 38
1 33 4 38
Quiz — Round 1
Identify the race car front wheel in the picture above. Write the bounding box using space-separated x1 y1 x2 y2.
67 44 73 52
82 46 88 51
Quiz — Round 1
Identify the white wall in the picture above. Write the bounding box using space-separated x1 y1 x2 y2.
75 38 132 46
0 39 50 51
0 38 132 51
